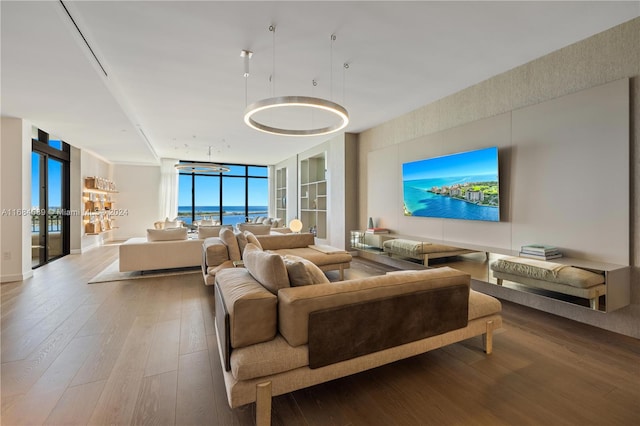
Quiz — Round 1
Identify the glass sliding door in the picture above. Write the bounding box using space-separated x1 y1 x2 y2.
31 130 70 268
47 157 64 261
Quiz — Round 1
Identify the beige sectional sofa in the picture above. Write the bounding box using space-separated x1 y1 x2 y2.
213 251 502 425
119 227 203 272
202 232 352 284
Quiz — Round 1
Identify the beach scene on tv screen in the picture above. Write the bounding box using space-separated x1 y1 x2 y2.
402 147 500 222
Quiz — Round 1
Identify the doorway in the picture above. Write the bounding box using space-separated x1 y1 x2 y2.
31 130 70 268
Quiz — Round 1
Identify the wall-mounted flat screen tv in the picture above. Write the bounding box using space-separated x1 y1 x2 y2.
402 146 500 222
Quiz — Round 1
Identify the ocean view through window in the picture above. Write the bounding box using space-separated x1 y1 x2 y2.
178 163 268 225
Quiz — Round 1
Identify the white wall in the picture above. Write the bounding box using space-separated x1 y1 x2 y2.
0 118 33 282
112 164 161 240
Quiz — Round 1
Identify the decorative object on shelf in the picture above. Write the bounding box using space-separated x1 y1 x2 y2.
175 146 230 173
366 227 389 234
519 244 563 260
289 219 303 233
242 26 349 137
85 176 117 192
368 217 374 229
84 176 117 235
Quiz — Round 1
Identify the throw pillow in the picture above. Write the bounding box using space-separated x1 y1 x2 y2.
147 227 188 242
244 231 262 250
220 228 242 261
243 243 290 294
199 219 215 226
236 232 248 255
163 220 180 229
282 254 330 286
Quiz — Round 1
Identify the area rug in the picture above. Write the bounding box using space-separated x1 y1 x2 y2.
88 260 201 284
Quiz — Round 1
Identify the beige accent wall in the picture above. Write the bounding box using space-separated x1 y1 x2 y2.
358 18 640 337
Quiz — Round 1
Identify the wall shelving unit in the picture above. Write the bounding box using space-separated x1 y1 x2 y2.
275 167 287 223
299 153 327 239
83 177 117 235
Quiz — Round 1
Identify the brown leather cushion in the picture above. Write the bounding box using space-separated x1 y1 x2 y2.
308 284 469 368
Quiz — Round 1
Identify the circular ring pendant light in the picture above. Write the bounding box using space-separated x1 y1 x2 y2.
175 163 230 173
242 27 349 137
175 146 230 173
243 96 349 136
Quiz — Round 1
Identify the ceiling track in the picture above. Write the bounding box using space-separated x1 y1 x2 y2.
58 0 108 78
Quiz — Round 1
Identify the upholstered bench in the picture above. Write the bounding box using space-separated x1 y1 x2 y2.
490 256 606 310
382 239 479 266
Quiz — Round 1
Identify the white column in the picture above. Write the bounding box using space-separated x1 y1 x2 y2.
1 117 34 282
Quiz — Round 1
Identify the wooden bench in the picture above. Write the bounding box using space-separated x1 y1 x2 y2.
382 239 482 266
490 256 606 310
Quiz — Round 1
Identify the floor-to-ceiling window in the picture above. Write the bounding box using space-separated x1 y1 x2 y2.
31 129 70 268
178 163 268 226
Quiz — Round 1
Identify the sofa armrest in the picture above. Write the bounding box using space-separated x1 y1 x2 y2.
256 233 315 250
278 267 470 347
203 237 230 267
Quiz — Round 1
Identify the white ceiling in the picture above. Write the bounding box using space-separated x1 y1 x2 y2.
2 1 638 166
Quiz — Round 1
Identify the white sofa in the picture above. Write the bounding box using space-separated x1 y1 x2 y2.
118 228 203 272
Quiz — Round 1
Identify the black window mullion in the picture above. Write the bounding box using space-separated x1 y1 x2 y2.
244 166 249 220
191 173 195 223
219 173 223 224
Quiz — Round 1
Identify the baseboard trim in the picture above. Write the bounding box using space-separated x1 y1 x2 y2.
1 270 34 283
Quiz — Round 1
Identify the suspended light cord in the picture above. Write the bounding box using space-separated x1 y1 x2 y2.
343 62 349 106
330 34 336 101
241 49 252 107
270 25 276 97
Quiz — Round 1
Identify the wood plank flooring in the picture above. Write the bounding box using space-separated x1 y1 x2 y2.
1 245 639 425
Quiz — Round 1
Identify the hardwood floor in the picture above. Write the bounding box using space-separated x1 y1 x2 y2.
1 246 639 425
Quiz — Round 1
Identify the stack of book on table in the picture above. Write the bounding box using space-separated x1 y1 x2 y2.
366 227 389 234
519 244 562 260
